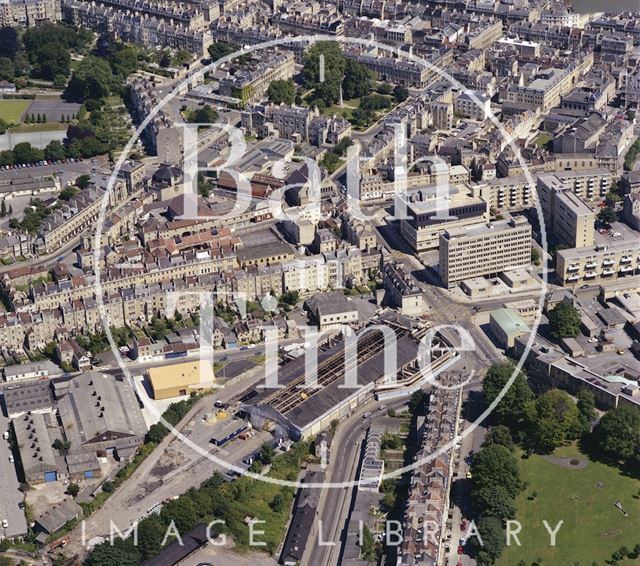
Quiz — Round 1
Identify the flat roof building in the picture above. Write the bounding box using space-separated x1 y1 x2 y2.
537 174 595 249
490 308 530 349
398 184 490 252
147 360 215 400
439 216 532 288
556 237 639 287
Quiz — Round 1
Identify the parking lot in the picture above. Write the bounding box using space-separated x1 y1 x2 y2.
0 412 29 540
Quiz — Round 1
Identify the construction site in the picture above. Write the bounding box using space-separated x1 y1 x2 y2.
241 311 460 439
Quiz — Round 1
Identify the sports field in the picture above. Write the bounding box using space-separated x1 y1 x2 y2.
0 99 31 124
498 443 640 565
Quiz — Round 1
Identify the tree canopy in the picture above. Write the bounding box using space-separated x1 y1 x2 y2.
593 405 640 461
482 362 534 427
208 41 237 62
267 79 296 105
548 301 581 340
523 389 583 453
470 443 522 500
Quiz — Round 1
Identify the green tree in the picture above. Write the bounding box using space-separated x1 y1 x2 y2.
85 539 141 566
377 82 393 95
605 192 622 207
187 105 218 124
0 150 15 166
597 206 616 225
159 51 171 68
260 442 275 464
13 141 43 164
303 42 346 106
320 151 340 173
473 484 517 519
0 57 14 81
31 42 71 81
342 59 373 100
593 405 640 461
160 497 197 533
67 482 80 496
147 422 168 444
482 362 534 426
576 389 596 428
66 56 114 102
548 301 581 340
0 26 20 59
208 41 237 62
531 247 541 265
52 438 71 450
0 118 8 134
75 174 91 189
137 517 166 560
409 389 429 415
471 516 505 565
471 444 522 499
267 78 296 105
524 389 583 453
270 492 285 512
360 523 378 562
44 140 66 161
482 425 513 451
393 85 409 102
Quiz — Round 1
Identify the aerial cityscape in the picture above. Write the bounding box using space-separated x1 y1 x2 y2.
0 0 639 565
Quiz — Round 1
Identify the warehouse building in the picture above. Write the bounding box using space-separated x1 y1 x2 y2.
147 360 216 400
57 372 147 461
3 378 54 418
12 412 61 484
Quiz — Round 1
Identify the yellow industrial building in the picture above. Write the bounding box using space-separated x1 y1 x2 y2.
147 360 215 400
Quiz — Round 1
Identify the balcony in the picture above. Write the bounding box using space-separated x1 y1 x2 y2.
602 268 615 276
621 256 632 263
568 264 580 272
603 258 614 266
620 265 634 272
584 272 597 279
567 274 580 281
585 261 598 269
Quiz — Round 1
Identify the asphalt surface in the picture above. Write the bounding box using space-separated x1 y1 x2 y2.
0 412 29 540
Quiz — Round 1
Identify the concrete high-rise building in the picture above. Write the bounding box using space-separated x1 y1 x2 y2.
537 174 595 249
399 185 490 253
439 216 532 288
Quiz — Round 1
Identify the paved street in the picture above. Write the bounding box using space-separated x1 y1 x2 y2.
0 412 29 540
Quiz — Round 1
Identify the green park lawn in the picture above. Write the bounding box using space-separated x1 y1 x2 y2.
0 99 31 125
498 443 640 566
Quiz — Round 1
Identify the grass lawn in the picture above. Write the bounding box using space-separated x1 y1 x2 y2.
0 99 31 124
533 132 552 149
498 442 640 566
9 122 67 133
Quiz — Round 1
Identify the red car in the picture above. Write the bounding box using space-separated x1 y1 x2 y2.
458 545 464 555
